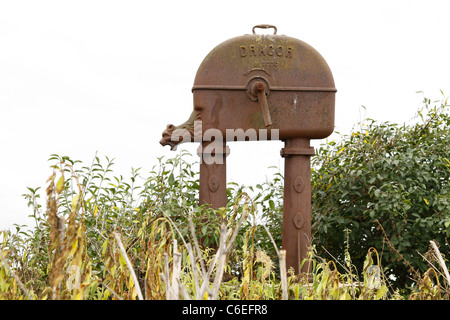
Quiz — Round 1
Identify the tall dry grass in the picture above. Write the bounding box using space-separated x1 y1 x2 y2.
1 152 449 300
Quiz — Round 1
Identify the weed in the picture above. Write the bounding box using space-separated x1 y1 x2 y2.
1 152 449 299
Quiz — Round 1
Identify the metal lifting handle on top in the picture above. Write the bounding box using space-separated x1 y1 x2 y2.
252 24 277 35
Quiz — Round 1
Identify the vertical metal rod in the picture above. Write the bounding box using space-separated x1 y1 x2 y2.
281 138 314 275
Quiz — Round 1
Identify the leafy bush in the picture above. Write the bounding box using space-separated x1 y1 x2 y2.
311 96 450 290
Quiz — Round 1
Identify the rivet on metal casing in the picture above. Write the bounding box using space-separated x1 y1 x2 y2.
293 176 305 193
293 212 305 229
208 175 219 193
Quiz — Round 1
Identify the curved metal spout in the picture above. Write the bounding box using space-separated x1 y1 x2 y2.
159 124 180 150
159 111 198 150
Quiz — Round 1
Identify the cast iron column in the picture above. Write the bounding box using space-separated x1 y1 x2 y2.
281 138 314 275
198 141 229 209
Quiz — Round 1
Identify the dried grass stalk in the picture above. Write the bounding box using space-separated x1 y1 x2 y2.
430 240 450 287
113 232 144 300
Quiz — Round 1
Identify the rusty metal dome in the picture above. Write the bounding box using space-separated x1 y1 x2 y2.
193 24 336 94
190 25 336 139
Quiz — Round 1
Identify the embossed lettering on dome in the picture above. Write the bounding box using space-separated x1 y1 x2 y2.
239 45 293 58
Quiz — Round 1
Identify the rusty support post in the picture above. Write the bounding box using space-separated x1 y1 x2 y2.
197 142 229 209
281 138 314 275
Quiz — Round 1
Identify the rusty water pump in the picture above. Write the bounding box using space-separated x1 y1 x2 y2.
160 25 336 274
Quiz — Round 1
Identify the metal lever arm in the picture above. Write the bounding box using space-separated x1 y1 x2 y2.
252 81 272 127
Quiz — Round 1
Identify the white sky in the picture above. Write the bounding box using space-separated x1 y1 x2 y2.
1 0 449 230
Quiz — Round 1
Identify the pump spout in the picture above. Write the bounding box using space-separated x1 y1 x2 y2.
159 110 199 150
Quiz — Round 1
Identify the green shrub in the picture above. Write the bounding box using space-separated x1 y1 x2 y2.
311 96 450 291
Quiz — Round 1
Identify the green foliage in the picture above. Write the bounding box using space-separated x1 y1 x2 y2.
1 96 450 299
0 149 279 299
311 96 450 290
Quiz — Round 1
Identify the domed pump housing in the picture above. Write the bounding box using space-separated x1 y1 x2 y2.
192 24 336 141
159 25 337 276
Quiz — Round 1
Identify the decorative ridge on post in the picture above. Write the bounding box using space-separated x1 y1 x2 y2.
280 146 315 157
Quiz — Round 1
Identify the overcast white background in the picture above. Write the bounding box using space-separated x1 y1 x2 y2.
1 0 449 230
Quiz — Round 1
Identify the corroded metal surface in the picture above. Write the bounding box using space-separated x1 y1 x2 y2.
191 31 336 141
281 138 314 274
160 25 336 275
